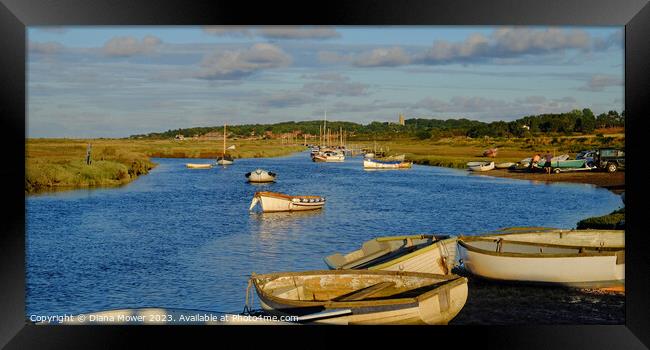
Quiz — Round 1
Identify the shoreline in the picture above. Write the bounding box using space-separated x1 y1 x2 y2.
467 168 625 194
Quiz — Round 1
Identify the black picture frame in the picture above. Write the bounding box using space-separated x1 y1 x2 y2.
2 0 649 348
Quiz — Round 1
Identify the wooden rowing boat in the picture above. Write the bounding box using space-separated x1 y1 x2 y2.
363 159 413 169
249 191 325 212
467 161 494 171
324 234 458 275
458 228 624 288
245 169 277 183
186 163 213 169
250 269 468 325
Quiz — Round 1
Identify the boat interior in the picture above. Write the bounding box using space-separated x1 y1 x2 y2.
461 230 624 256
258 273 458 302
469 229 624 249
325 235 450 269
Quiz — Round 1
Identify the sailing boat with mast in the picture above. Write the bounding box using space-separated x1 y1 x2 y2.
216 123 234 165
312 111 345 162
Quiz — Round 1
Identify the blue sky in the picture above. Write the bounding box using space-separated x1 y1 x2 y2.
28 26 624 138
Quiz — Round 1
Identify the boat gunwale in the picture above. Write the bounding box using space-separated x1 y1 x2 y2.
251 270 467 308
254 191 324 200
327 235 457 271
457 238 623 258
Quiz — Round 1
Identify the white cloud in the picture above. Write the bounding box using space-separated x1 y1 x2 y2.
352 47 411 67
196 43 292 80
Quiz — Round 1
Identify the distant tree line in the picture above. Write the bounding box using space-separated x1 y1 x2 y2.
129 108 624 140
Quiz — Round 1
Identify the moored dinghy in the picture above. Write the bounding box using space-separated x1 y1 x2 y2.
324 234 458 275
363 158 413 169
249 191 325 213
250 269 468 325
467 161 495 171
458 228 625 288
245 169 277 183
186 163 213 169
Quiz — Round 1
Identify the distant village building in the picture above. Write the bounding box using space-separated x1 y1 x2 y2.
174 134 185 140
522 125 530 130
399 113 405 126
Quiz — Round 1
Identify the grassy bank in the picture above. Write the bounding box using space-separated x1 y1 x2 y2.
577 208 625 230
26 139 305 194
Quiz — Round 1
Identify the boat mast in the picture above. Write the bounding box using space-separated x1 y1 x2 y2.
223 123 227 156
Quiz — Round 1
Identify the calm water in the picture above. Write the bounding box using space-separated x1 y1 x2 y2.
26 152 622 316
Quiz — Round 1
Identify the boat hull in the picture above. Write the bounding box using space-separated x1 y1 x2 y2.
313 155 345 162
217 159 234 165
252 270 468 325
370 238 458 275
246 169 276 183
186 163 213 169
458 229 624 287
250 192 325 213
325 236 458 275
363 159 412 169
535 159 587 169
468 162 494 171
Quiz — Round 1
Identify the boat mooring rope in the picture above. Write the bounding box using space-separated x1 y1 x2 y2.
242 279 254 315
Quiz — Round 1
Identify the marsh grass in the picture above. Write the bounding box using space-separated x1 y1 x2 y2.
577 208 625 230
26 138 305 193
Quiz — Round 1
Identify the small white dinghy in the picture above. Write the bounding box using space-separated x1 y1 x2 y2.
467 161 495 171
458 228 624 288
249 191 325 213
324 234 458 275
245 169 277 183
186 163 213 169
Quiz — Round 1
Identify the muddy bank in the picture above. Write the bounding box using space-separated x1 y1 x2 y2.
450 267 625 325
474 169 625 194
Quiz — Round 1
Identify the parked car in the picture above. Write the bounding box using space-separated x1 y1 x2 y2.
576 149 597 166
594 148 625 173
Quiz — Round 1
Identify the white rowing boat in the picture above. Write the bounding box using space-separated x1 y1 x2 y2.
186 163 213 169
250 269 468 325
363 159 413 169
467 161 494 171
458 228 624 288
249 191 326 213
245 169 277 183
324 234 458 275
